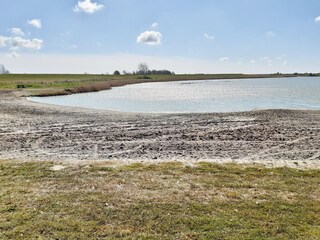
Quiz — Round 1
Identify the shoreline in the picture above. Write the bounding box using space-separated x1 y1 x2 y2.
1 92 320 169
7 73 299 97
26 75 320 114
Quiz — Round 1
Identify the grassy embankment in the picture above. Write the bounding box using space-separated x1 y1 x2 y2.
0 73 295 96
0 160 319 239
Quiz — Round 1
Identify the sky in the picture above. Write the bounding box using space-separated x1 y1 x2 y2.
1 0 320 74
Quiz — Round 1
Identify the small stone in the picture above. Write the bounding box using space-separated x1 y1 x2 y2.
51 165 66 171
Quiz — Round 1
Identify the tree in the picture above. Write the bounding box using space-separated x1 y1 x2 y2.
0 64 9 74
113 70 121 75
0 64 5 74
137 63 149 75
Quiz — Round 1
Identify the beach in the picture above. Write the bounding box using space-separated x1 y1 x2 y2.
3 1 320 237
1 92 320 169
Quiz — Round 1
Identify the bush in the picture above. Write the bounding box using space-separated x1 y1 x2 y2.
137 76 152 79
16 84 32 89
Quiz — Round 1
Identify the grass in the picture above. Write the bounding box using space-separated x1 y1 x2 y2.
0 160 319 239
0 73 296 96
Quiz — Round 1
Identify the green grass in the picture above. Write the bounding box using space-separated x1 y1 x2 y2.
0 74 123 90
0 160 319 239
0 73 296 96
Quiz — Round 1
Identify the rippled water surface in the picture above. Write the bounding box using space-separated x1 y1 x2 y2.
30 77 320 113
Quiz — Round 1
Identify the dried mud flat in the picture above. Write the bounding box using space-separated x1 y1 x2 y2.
1 93 320 169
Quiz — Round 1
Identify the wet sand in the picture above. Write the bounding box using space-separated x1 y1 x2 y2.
1 92 320 169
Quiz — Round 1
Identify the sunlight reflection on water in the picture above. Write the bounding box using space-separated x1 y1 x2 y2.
29 77 320 113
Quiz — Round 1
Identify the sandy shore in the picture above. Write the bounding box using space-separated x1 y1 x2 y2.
1 92 320 169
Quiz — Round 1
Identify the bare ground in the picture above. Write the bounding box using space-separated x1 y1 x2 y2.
1 93 320 169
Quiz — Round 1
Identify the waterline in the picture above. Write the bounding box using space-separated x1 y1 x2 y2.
29 77 320 113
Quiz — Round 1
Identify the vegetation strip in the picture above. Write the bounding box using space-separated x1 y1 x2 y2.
0 73 298 97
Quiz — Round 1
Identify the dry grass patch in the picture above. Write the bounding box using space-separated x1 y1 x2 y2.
0 160 320 239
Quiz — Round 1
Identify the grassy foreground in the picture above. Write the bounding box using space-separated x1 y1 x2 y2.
0 161 319 239
0 73 295 96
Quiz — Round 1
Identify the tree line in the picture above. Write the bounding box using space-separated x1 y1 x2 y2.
114 63 175 76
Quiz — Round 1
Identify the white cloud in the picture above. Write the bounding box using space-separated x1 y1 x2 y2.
151 23 159 28
0 36 9 47
265 31 276 38
259 56 269 60
219 57 229 62
0 36 43 51
73 0 104 14
10 28 25 36
28 19 42 29
137 31 162 45
204 33 214 40
250 60 256 64
282 60 288 66
7 51 20 59
11 37 43 50
315 16 320 23
276 54 286 60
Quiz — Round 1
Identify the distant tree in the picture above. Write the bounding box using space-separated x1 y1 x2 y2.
113 70 121 75
137 63 149 75
150 69 174 75
0 64 5 74
122 65 174 76
0 64 9 74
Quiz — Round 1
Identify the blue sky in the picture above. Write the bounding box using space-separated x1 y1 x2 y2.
1 0 320 73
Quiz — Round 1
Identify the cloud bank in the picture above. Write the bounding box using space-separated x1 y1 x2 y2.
1 53 299 74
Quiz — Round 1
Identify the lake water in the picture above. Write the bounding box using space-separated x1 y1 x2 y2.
29 77 320 113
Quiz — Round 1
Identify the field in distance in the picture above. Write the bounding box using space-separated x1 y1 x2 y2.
0 73 295 96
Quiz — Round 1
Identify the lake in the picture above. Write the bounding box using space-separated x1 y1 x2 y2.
29 77 320 113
